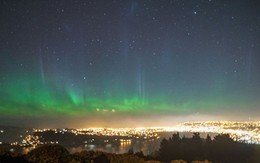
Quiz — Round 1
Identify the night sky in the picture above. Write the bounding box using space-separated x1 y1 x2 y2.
0 0 260 127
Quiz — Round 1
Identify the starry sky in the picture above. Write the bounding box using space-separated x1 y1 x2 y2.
0 0 260 127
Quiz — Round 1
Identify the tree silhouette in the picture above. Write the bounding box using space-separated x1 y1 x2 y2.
158 133 257 163
93 153 110 163
127 147 134 155
135 150 144 158
159 138 171 162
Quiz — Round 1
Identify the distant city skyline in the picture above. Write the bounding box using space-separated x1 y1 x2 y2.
0 0 260 127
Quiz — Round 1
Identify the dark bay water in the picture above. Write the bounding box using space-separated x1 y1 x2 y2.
68 132 218 155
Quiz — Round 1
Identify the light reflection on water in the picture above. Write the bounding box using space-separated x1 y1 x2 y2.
69 139 160 155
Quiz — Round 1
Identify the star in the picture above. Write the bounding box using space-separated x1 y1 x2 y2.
0 0 259 127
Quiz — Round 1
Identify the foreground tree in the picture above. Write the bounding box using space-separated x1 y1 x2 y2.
0 150 28 163
26 144 70 163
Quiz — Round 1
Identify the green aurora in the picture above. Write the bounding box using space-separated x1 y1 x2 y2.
0 74 256 118
0 0 260 127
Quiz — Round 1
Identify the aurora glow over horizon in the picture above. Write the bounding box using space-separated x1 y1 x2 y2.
0 0 260 127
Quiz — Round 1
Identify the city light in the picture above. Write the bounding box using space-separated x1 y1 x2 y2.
4 121 259 150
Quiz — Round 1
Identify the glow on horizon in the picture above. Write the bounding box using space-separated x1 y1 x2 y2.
33 121 260 144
